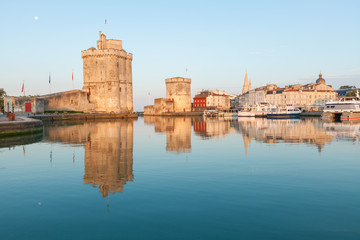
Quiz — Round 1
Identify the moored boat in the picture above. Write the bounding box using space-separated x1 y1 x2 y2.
238 103 272 117
223 109 238 119
267 106 302 119
322 91 360 121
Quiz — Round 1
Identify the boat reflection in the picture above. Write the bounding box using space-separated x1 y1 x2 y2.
322 119 360 142
44 120 134 198
40 117 360 197
145 116 360 155
237 118 334 153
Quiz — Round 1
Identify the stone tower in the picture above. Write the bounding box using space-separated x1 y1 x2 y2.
242 71 249 94
81 31 133 113
165 77 191 112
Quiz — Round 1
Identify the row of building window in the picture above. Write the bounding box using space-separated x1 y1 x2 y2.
194 104 206 107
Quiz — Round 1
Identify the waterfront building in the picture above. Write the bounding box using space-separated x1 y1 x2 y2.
144 77 192 115
193 89 230 111
4 32 133 114
193 90 211 111
266 74 337 108
235 84 277 108
82 31 133 113
234 73 337 109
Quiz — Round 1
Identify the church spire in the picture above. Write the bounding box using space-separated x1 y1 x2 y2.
242 71 249 95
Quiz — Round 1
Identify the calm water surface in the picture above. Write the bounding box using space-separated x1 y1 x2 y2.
1 117 360 240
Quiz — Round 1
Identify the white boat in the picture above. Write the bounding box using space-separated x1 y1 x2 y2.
238 106 255 117
322 91 360 120
253 103 272 117
238 111 255 117
267 105 302 119
238 103 272 117
222 109 238 119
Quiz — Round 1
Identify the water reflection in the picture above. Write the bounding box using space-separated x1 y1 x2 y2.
40 117 360 197
146 116 360 155
144 116 191 154
44 120 134 197
323 120 360 142
193 118 234 139
237 118 334 153
0 132 43 148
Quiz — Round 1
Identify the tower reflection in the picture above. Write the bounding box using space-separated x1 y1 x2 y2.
144 116 191 154
44 120 134 197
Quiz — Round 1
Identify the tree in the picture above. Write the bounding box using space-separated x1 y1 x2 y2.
346 89 359 97
0 88 6 113
340 85 355 89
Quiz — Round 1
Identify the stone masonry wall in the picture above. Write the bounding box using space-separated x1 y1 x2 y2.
166 77 191 112
81 32 133 114
41 90 95 112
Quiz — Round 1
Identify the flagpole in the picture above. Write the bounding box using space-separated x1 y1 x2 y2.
72 70 74 90
22 81 25 97
105 18 107 35
49 72 51 94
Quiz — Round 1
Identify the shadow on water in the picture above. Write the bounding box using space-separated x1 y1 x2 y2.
0 132 43 148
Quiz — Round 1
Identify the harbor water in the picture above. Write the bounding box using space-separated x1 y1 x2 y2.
0 117 360 240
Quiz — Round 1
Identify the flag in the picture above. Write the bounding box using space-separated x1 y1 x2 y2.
105 19 107 25
21 82 24 92
72 72 74 81
49 73 51 84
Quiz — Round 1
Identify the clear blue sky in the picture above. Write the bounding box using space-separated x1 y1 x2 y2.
1 0 359 111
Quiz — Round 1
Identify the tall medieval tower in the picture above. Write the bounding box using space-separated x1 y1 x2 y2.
81 32 133 113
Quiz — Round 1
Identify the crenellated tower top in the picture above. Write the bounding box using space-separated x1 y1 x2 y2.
97 31 122 50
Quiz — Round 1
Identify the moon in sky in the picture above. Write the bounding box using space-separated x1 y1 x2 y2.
34 16 39 20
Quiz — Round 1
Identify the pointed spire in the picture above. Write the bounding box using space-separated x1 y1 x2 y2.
242 71 249 95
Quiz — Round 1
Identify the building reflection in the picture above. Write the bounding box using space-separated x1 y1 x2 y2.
193 118 234 139
144 116 191 153
44 120 134 197
237 118 334 153
144 116 358 155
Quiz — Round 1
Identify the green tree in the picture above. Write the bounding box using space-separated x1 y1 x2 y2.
0 88 6 113
346 89 359 97
340 85 355 89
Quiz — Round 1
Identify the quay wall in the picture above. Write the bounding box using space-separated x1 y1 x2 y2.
30 113 138 122
0 117 43 137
